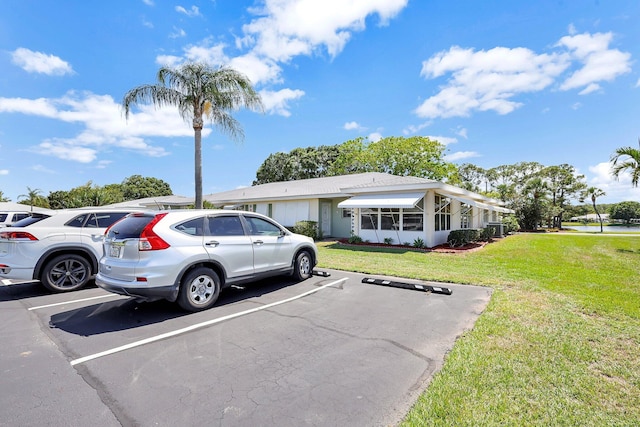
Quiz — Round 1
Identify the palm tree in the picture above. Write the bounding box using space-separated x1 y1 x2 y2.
123 62 263 208
610 138 640 187
18 187 45 211
583 187 606 232
0 190 10 202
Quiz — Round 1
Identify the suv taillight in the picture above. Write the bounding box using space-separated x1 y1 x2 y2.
0 231 38 241
139 213 170 251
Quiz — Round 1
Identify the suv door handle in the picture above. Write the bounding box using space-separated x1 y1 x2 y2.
253 240 264 246
205 240 219 247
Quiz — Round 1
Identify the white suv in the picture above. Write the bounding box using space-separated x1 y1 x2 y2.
96 210 318 311
0 208 145 292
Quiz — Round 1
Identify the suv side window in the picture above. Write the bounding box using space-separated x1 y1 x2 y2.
175 217 205 236
244 216 283 236
66 214 89 228
207 216 245 236
92 212 128 228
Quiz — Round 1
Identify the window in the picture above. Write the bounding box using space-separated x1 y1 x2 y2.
434 194 451 231
13 213 29 222
176 217 205 236
403 199 424 231
342 209 351 218
381 208 400 230
360 208 378 230
208 215 245 236
460 203 472 229
244 216 283 236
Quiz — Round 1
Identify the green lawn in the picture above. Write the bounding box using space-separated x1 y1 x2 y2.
316 234 640 426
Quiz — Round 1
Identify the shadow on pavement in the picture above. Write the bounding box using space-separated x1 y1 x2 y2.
48 275 301 336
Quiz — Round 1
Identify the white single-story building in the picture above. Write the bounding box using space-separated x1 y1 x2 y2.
203 173 513 248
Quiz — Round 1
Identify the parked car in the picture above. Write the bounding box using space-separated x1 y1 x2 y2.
0 211 32 228
96 210 318 312
0 208 146 292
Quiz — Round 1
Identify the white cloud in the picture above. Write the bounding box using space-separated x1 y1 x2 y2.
427 135 458 145
415 30 631 120
588 161 640 203
455 127 468 139
368 132 383 142
558 32 631 92
403 121 430 135
259 88 305 116
31 164 57 174
415 45 568 119
344 121 363 131
176 5 201 17
11 48 74 76
169 27 187 39
444 151 480 162
0 169 8 175
244 0 408 61
142 0 154 5
0 91 210 163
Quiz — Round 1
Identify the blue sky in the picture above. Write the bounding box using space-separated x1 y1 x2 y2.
1 0 639 204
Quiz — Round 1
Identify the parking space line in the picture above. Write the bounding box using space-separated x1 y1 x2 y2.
70 277 348 366
28 294 122 311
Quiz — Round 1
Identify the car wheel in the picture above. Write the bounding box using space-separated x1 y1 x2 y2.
41 254 92 292
178 267 221 312
292 250 312 282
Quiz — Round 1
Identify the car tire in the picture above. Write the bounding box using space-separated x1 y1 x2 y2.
292 250 312 282
177 267 221 312
41 254 92 292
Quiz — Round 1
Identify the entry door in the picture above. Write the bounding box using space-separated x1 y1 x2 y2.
321 203 331 237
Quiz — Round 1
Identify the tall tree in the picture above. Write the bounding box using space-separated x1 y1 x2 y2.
609 201 640 224
18 187 48 211
330 136 457 181
123 62 263 208
121 175 172 200
0 190 10 202
610 138 640 187
582 187 606 232
541 164 586 228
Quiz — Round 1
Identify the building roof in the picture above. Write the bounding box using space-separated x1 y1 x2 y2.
204 173 427 203
0 202 54 213
104 195 194 209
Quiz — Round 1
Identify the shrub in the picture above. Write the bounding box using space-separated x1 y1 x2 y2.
383 237 394 245
293 220 319 240
502 215 520 234
447 229 481 247
348 234 363 244
413 237 425 248
480 226 495 241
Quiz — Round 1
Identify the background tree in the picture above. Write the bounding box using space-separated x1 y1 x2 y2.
18 187 49 211
253 145 341 185
0 190 10 202
123 62 263 208
610 138 640 187
341 136 457 180
581 187 606 232
121 175 172 200
540 164 586 228
609 201 640 224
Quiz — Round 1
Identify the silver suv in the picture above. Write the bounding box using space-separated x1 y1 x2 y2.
96 210 318 312
0 208 143 292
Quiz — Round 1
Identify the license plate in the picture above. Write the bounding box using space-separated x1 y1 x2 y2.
109 244 122 258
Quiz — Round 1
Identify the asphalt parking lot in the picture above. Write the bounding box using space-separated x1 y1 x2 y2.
1 270 492 427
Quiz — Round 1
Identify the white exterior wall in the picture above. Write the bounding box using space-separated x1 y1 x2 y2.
272 200 312 228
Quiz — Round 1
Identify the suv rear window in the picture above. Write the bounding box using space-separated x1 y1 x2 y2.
10 213 51 227
106 214 156 239
65 212 129 228
0 214 8 222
